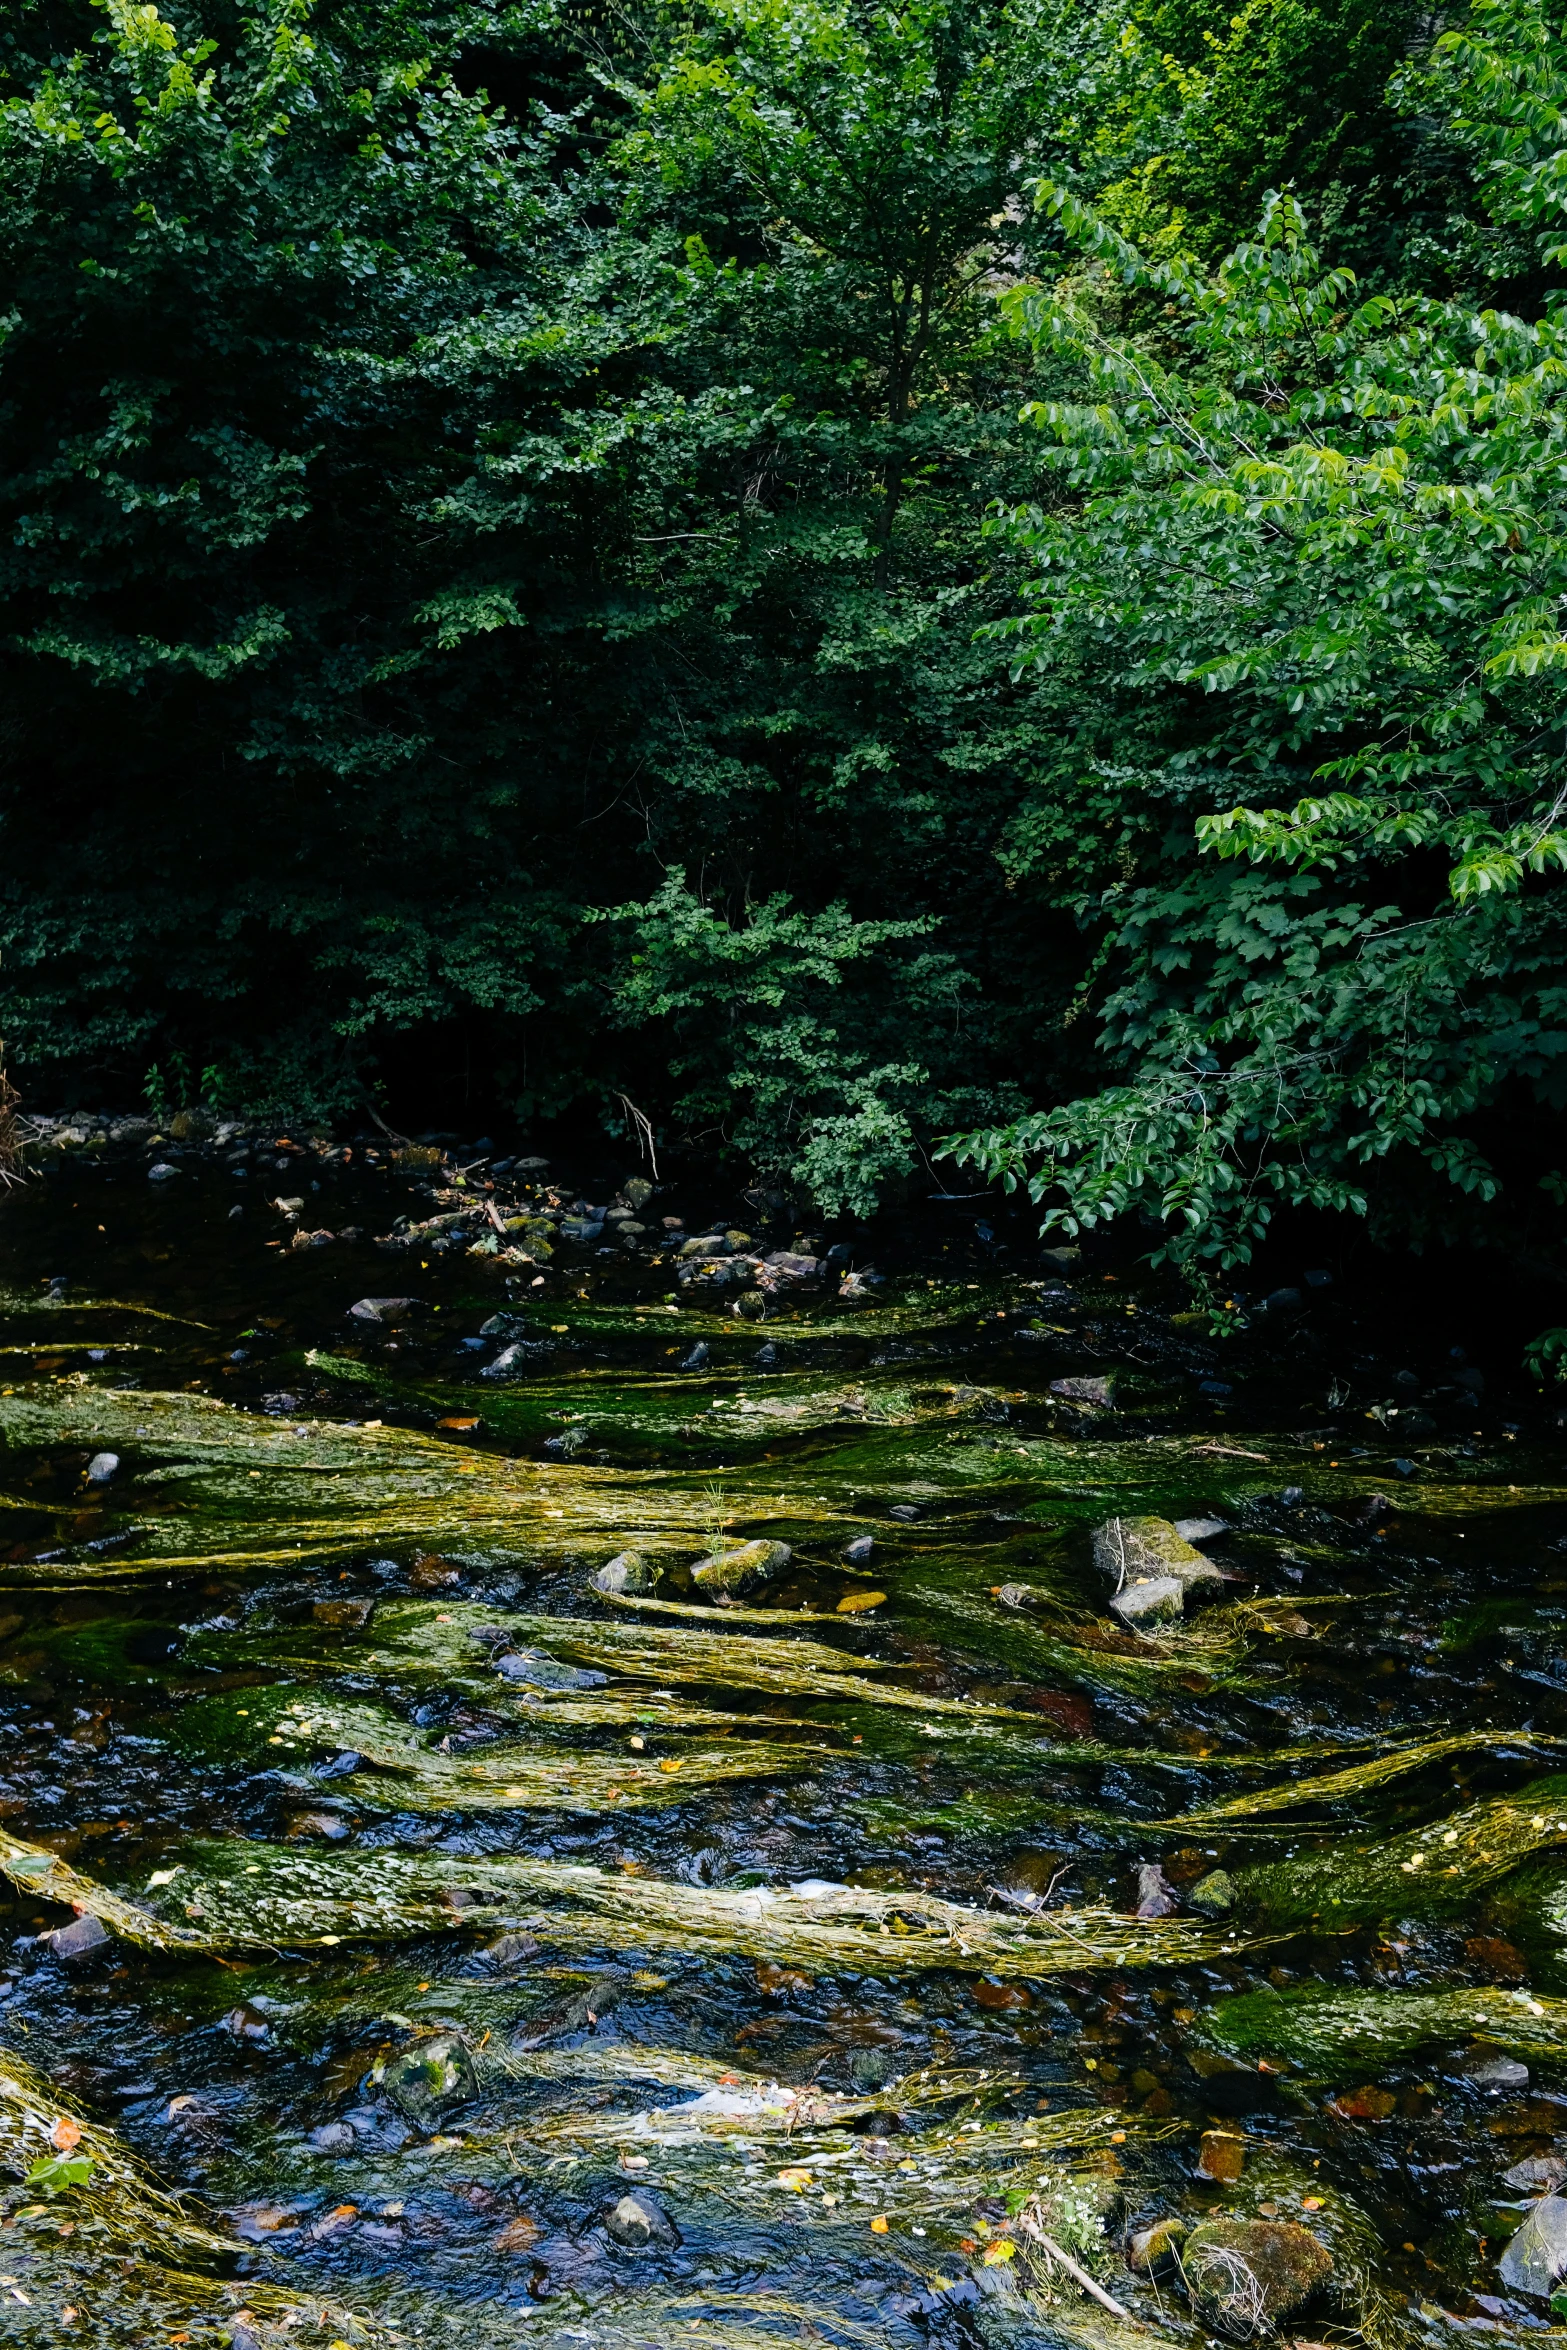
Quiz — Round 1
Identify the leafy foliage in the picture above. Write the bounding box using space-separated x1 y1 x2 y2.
947 1 1567 1265
5 0 1567 1256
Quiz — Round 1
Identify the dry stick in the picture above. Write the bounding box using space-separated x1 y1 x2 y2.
1034 2231 1138 2321
616 1092 660 1182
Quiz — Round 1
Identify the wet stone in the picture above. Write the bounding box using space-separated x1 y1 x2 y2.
494 1647 608 1690
690 1538 791 1597
45 1911 111 1961
313 1597 375 1631
593 1548 663 1596
1196 2129 1246 2183
1500 2195 1567 2297
1051 1373 1116 1406
475 1929 543 1972
1188 1869 1236 1914
605 2187 680 2248
372 2032 478 2126
1110 1575 1183 1628
1505 2154 1567 2192
85 1451 120 1484
1128 2215 1187 2270
1457 2053 1531 2090
1095 1515 1226 1596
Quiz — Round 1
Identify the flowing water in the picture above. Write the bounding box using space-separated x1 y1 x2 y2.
2 1130 1567 2349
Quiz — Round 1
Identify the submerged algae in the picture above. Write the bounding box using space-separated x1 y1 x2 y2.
8 1163 1567 2348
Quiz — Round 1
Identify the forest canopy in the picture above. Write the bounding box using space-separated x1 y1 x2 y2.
3 0 1567 1262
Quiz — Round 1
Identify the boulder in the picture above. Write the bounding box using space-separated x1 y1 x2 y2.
1188 1869 1236 1915
372 2032 478 2128
1094 1516 1227 1598
593 1549 663 1597
1174 1515 1228 1543
1049 1373 1116 1407
690 1538 791 1597
1109 1575 1183 1628
46 1912 111 1962
1501 2195 1567 2297
604 2187 680 2249
348 1296 418 1324
1183 2219 1332 2327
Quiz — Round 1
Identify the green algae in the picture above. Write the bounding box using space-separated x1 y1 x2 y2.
171 1682 824 1810
0 1827 1249 1973
1236 1778 1567 1929
1200 1983 1567 2073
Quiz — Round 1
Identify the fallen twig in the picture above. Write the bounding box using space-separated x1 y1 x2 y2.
1033 2230 1137 2320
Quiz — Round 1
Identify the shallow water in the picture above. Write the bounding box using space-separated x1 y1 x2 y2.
3 1134 1567 2348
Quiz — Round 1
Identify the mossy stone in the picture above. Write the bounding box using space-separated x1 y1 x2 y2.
1184 2218 1332 2329
690 1538 791 1596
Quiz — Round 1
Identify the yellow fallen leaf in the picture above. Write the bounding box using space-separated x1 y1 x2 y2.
870 2215 890 2233
775 2167 813 2191
658 1758 684 1773
982 2239 1017 2264
836 1591 887 1613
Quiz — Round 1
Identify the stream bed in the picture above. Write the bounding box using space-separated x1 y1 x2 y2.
3 1128 1567 2349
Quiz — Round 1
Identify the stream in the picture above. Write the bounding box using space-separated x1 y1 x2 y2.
2 1124 1567 2350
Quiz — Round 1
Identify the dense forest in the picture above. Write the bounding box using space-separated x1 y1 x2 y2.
4 0 1567 1271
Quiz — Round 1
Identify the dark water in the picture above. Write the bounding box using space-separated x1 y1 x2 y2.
2 1127 1567 2350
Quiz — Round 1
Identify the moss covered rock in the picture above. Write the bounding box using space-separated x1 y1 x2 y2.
1094 1516 1227 1596
1184 2218 1332 2330
690 1538 791 1596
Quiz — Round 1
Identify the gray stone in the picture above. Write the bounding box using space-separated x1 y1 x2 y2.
1136 1863 1176 1918
372 2032 478 2127
1173 1515 1228 1543
1505 2155 1567 2193
348 1296 418 1324
1500 2195 1567 2297
46 1912 111 1961
495 1648 607 1690
593 1549 663 1596
475 1930 542 1973
605 2187 680 2249
1049 1373 1116 1407
690 1538 791 1597
1094 1515 1227 1596
147 1162 180 1183
845 1536 875 1564
86 1452 120 1484
1457 2052 1530 2091
1109 1575 1183 1628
